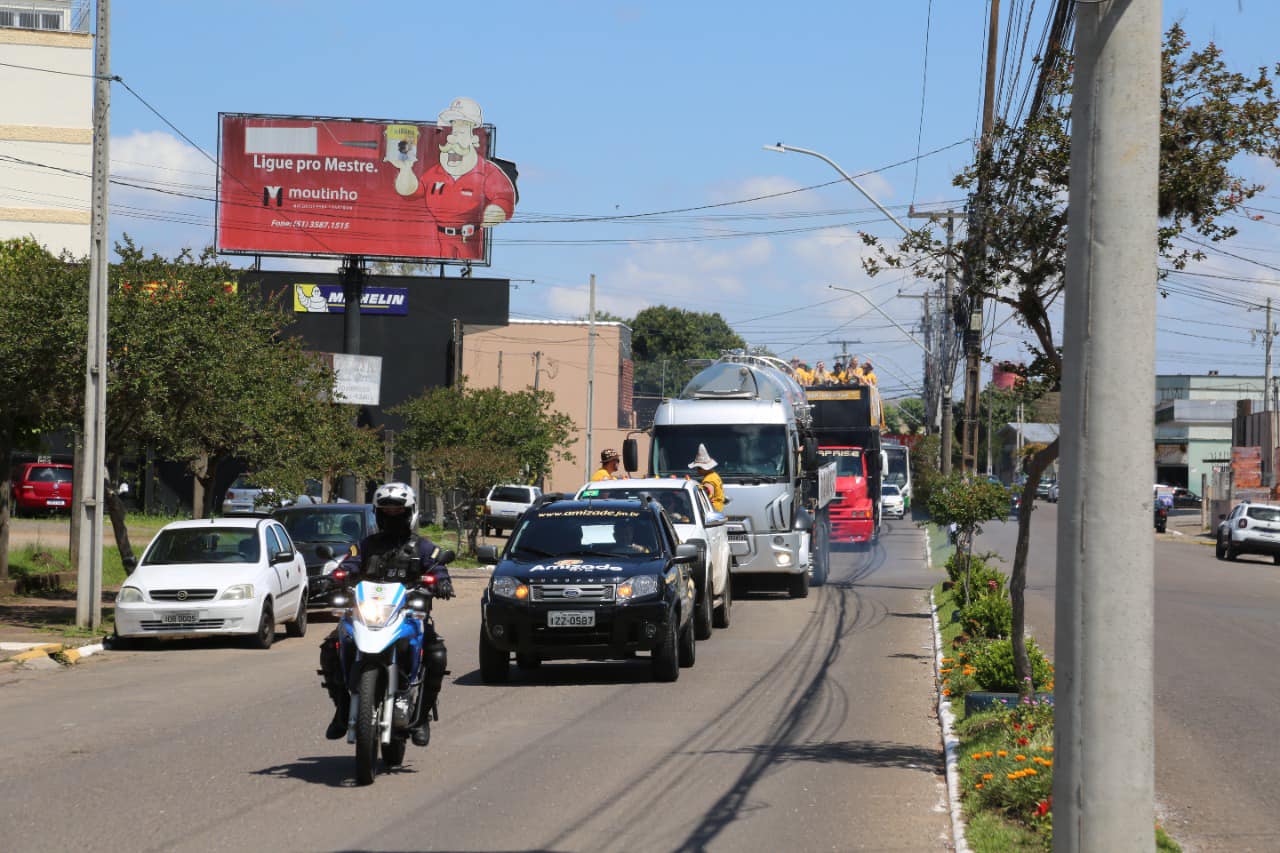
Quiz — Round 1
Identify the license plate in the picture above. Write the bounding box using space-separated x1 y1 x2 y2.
547 610 595 628
162 612 199 624
47 499 66 506
501 510 517 516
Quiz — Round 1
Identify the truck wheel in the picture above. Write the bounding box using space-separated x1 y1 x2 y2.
651 616 679 682
713 575 732 629
678 614 696 668
788 571 809 599
478 630 510 683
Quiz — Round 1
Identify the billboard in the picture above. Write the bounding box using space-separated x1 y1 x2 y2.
216 98 517 264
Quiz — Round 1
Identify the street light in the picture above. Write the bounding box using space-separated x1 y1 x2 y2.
828 285 931 356
763 143 913 237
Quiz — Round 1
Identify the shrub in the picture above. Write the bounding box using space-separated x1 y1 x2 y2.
961 592 1013 639
970 638 1054 693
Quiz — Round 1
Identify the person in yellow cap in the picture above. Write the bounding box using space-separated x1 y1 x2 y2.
688 444 725 511
592 448 624 481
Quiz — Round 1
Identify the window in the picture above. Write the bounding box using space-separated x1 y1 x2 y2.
490 486 532 503
143 528 260 565
0 8 63 30
266 526 286 560
1246 506 1280 523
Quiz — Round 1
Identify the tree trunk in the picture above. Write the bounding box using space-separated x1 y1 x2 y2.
105 485 134 572
1012 438 1060 697
192 453 208 519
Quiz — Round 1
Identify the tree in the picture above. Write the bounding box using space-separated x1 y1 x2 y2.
0 239 87 579
925 473 1010 604
864 26 1280 693
393 382 576 552
629 306 746 395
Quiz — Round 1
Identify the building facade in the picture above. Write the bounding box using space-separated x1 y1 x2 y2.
1154 374 1267 494
462 319 640 493
0 1 93 255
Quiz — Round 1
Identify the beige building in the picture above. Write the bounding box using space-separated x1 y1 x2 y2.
462 319 646 493
0 1 93 255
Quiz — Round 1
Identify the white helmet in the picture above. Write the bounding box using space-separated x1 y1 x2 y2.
372 481 418 534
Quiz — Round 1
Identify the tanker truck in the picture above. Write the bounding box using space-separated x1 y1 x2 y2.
623 355 835 598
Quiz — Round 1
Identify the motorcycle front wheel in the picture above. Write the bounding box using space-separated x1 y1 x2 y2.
382 736 407 768
355 665 385 786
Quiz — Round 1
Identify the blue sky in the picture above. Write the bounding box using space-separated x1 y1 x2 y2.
99 1 1280 399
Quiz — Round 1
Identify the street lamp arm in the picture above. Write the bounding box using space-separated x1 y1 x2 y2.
829 284 931 356
764 143 913 237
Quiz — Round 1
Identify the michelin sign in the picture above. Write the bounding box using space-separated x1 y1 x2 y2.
293 283 409 315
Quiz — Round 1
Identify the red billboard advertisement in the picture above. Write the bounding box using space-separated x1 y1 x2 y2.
216 98 518 264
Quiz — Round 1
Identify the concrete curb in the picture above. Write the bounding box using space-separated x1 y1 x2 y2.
0 640 105 666
7 643 64 662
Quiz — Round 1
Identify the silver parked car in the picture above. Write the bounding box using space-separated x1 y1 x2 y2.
1216 501 1280 564
222 475 274 515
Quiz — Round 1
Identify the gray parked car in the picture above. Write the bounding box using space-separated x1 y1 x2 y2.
222 475 274 515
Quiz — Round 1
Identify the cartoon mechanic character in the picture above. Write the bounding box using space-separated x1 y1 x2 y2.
295 283 329 313
389 97 517 260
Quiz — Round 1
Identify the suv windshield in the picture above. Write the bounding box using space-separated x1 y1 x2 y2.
276 509 365 544
509 507 659 558
490 486 532 503
1246 506 1280 522
144 528 260 565
582 487 694 524
652 424 789 480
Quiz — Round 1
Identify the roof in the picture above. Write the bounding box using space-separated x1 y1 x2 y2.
582 478 698 493
163 517 266 530
506 318 631 329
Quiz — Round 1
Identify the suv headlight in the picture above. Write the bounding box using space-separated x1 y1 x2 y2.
117 586 143 604
492 576 530 600
617 575 660 601
221 584 255 601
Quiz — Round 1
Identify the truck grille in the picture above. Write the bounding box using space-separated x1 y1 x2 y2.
530 583 615 602
150 589 218 602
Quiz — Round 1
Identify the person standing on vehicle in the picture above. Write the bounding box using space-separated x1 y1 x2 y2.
689 444 725 511
592 448 625 481
319 482 454 746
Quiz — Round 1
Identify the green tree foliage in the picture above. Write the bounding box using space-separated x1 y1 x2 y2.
865 27 1280 691
393 383 576 552
926 473 1010 604
0 239 86 579
629 306 746 396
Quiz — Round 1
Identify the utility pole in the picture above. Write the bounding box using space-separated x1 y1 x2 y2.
1262 297 1274 414
585 274 596 481
909 208 964 473
497 350 504 390
961 0 1002 475
76 0 110 630
1054 1 1159 848
826 338 862 366
532 351 542 390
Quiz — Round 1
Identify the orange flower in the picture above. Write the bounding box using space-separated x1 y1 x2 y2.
975 783 984 789
1026 768 1038 776
1007 772 1019 780
1042 746 1054 753
997 750 1008 757
983 751 994 758
1015 755 1027 761
971 753 983 760
982 773 994 780
942 689 951 696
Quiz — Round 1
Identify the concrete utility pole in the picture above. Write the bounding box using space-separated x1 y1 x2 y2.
1054 1 1160 849
899 291 936 431
1261 297 1274 413
585 274 597 481
909 208 964 474
76 0 110 630
961 0 1002 475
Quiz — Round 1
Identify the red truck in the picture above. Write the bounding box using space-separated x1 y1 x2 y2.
804 384 884 549
821 446 875 546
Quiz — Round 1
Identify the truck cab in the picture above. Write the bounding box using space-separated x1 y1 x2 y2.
820 446 874 546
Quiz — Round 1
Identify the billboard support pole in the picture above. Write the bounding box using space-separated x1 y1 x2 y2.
339 255 365 502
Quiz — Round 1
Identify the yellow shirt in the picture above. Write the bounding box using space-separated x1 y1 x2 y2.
591 467 615 481
700 471 726 512
863 370 877 385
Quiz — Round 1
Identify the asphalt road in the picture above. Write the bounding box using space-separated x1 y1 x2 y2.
976 503 1280 853
0 520 951 852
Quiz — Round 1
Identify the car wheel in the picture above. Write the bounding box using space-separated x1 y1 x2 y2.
478 629 510 684
788 570 809 599
651 614 679 682
713 572 732 629
286 597 307 638
249 601 274 650
1215 535 1227 560
694 577 713 641
1273 554 1280 566
678 613 696 669
1226 539 1239 561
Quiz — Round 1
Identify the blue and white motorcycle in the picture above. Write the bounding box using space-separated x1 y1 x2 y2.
329 553 452 785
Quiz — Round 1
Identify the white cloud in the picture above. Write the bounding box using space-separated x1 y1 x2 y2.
111 130 215 207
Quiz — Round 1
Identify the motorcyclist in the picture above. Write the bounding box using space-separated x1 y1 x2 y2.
319 482 454 746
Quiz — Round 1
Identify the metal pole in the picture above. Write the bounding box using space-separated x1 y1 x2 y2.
764 144 913 237
1054 1 1160 848
76 0 109 630
941 218 955 475
1265 297 1272 414
533 351 541 390
339 256 364 502
585 275 597 481
497 350 503 390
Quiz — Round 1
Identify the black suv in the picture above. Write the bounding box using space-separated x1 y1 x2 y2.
476 497 699 683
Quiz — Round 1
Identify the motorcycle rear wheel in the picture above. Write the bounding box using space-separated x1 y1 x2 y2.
355 665 384 786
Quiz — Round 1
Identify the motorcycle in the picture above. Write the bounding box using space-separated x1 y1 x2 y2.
1154 505 1168 533
327 549 454 786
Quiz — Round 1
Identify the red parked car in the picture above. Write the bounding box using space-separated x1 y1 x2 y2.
11 462 74 515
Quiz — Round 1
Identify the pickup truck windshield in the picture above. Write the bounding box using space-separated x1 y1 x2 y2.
581 487 694 524
653 425 788 480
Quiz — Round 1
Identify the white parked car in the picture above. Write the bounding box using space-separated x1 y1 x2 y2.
114 517 309 648
881 484 906 519
576 477 731 639
483 484 542 536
